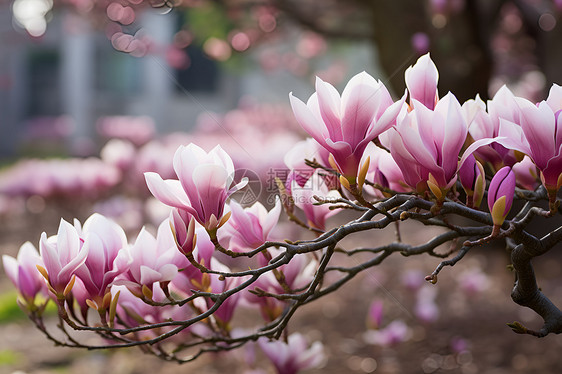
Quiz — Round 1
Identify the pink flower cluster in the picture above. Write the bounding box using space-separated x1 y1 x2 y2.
288 53 562 226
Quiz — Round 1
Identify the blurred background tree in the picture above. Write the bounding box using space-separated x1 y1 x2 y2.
72 0 562 101
11 0 559 101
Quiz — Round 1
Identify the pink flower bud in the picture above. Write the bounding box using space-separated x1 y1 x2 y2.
170 208 197 256
487 166 515 227
3 242 46 304
458 154 485 208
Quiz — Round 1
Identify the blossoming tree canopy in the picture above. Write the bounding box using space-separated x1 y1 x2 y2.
6 53 562 371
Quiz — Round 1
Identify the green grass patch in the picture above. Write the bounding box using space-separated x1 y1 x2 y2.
0 291 56 323
0 292 26 322
0 349 22 366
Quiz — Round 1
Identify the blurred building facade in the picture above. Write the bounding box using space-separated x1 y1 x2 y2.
0 6 375 159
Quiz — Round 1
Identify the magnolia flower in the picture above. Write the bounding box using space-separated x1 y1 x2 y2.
284 138 332 187
3 242 46 307
487 166 516 228
247 250 317 322
289 72 404 182
258 333 325 374
73 214 131 309
220 198 281 252
386 92 468 197
498 88 562 197
512 155 539 191
170 208 197 257
361 142 409 197
38 219 89 298
145 143 247 233
117 220 183 298
465 87 523 169
291 170 341 230
405 53 439 110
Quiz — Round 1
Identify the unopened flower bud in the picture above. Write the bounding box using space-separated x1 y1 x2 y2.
487 166 515 228
458 154 485 208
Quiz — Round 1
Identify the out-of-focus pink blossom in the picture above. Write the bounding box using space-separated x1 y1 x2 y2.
411 32 430 55
289 72 404 181
296 32 326 59
415 286 439 323
96 115 155 146
457 268 490 296
487 166 516 227
367 300 384 329
145 144 247 233
401 269 425 291
3 242 46 307
106 2 135 25
203 37 231 61
0 159 121 200
364 320 412 347
258 333 325 374
100 139 136 171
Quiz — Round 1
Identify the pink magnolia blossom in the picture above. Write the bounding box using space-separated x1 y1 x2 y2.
145 143 247 233
512 155 539 191
117 219 184 298
247 251 317 322
3 242 47 306
38 219 89 298
487 166 516 227
284 138 332 188
493 86 562 198
405 53 439 110
73 214 131 308
291 171 341 230
464 87 522 169
170 208 197 257
289 72 405 181
361 142 409 197
385 92 468 197
258 333 325 374
220 198 281 252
